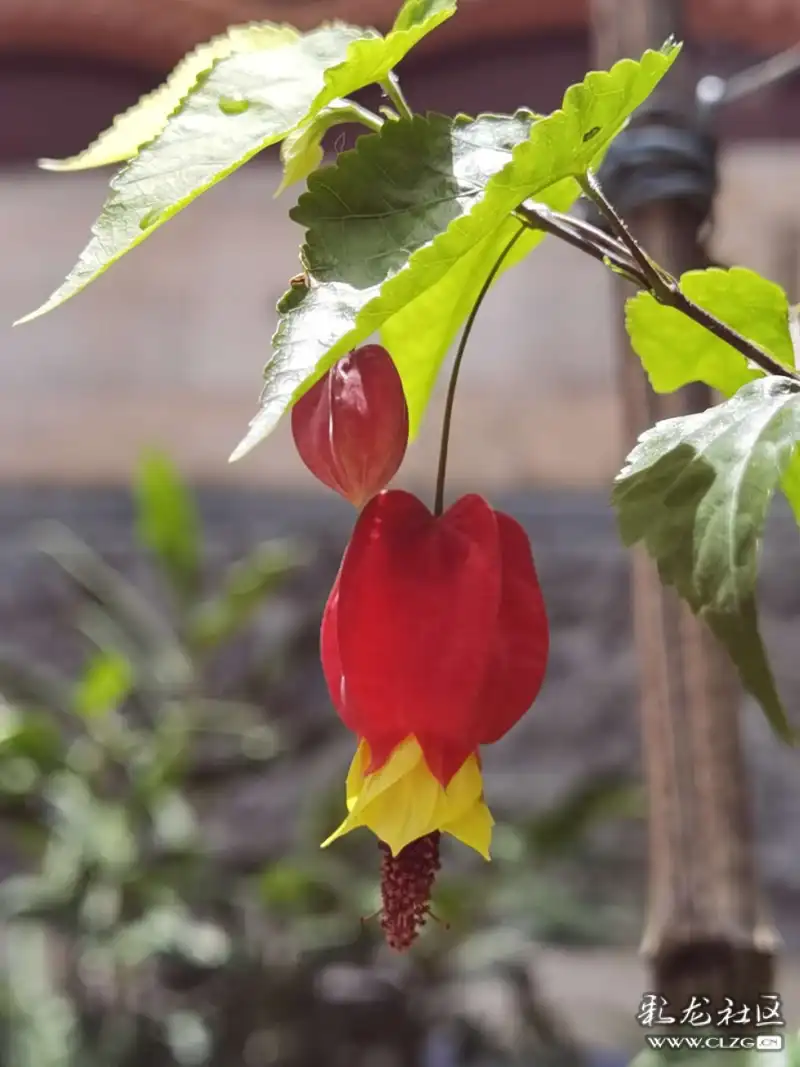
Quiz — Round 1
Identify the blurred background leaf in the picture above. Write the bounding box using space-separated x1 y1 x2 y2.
135 451 201 605
73 650 133 720
185 538 308 652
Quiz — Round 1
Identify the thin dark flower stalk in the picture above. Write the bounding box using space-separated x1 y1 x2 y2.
433 223 527 516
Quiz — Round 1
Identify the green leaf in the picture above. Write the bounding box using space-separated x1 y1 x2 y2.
630 1042 799 1067
18 0 457 324
0 648 74 718
0 702 62 770
163 1011 212 1067
39 0 455 173
626 267 794 396
781 449 800 528
276 102 354 196
36 522 192 691
39 23 301 172
305 0 456 115
73 650 133 719
625 267 800 528
392 0 454 34
525 773 644 861
113 907 228 968
185 539 306 651
150 792 198 852
15 24 366 324
135 450 201 600
612 376 800 741
258 860 339 914
232 41 680 459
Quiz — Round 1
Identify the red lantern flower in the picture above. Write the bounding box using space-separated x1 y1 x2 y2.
320 489 549 948
291 344 409 508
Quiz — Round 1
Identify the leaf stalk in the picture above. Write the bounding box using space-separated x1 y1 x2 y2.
381 72 414 122
516 183 800 384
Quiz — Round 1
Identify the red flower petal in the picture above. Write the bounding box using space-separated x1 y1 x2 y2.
473 511 549 744
321 576 345 718
322 574 404 774
332 490 502 784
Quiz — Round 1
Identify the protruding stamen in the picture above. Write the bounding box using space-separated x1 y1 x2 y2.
378 831 441 951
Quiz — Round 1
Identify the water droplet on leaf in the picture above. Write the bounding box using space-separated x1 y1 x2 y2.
139 208 165 230
218 96 251 115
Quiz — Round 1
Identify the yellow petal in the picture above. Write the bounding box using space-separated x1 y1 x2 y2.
441 802 494 861
322 736 494 859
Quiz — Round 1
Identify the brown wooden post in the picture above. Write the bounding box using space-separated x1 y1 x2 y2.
589 0 778 1010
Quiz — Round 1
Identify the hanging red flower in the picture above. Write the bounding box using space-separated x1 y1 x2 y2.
291 344 409 508
320 489 549 949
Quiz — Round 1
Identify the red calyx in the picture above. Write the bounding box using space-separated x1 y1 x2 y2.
291 344 409 508
321 490 549 785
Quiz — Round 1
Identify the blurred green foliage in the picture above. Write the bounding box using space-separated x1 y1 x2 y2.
0 453 644 1067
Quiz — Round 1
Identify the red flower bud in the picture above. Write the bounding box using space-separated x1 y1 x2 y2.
291 344 409 508
321 490 549 786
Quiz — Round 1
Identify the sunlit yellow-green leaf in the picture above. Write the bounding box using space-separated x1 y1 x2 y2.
307 0 456 118
39 23 301 172
16 24 366 324
626 266 800 525
276 103 352 196
626 267 794 396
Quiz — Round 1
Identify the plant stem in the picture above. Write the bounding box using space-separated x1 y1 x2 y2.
433 224 527 516
514 202 648 287
517 187 800 384
341 101 385 132
579 171 673 291
381 72 414 121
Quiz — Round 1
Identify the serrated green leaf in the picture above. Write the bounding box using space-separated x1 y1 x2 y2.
135 450 200 601
626 267 800 527
613 376 800 741
392 0 454 33
39 23 301 172
16 24 366 324
19 0 457 323
306 0 455 116
626 267 794 396
272 0 458 196
73 650 133 719
276 102 353 196
233 41 680 459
